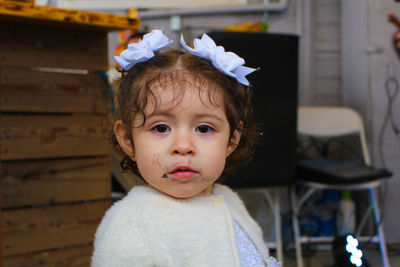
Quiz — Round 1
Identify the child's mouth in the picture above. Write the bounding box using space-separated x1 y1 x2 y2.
165 166 199 180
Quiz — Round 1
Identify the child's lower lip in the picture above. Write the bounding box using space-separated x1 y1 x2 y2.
169 171 199 180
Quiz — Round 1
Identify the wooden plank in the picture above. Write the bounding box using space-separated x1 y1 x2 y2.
0 97 3 265
314 42 340 52
0 143 2 265
315 23 340 42
314 0 340 6
314 57 341 78
314 3 340 23
56 0 248 9
0 22 109 70
1 1 34 4
314 95 342 106
0 66 110 114
314 77 341 96
0 2 139 31
0 114 111 160
1 157 111 208
3 244 92 267
2 200 110 256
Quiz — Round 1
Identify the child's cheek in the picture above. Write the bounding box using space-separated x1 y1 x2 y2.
135 151 162 181
202 150 227 181
151 152 162 167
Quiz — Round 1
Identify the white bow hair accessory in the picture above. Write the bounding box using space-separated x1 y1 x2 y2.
180 34 256 86
114 29 173 70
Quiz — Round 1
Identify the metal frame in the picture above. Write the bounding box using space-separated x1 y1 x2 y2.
292 106 391 267
291 183 390 267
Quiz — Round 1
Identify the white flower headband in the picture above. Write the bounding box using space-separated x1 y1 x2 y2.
114 29 173 70
114 29 256 86
180 34 256 86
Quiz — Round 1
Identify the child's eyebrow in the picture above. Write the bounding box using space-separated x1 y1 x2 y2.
147 110 225 123
147 110 172 118
192 113 225 123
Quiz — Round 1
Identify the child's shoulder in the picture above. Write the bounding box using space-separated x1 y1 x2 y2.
97 187 161 227
92 186 163 266
93 186 162 243
213 183 237 195
213 183 246 207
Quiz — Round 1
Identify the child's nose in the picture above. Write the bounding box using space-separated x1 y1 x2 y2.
171 131 195 156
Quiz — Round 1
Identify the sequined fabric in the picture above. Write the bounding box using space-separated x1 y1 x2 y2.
233 221 281 267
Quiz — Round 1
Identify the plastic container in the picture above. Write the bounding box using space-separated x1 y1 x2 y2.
336 190 356 235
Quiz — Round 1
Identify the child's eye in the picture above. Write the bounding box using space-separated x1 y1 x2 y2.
196 125 214 133
152 124 170 133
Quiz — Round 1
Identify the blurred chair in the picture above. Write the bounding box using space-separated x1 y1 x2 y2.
291 106 392 267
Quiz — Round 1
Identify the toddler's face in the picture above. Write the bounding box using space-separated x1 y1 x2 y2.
116 81 241 198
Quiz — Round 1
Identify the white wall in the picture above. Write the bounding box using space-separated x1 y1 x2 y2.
368 0 400 244
313 0 341 105
138 3 299 43
342 0 400 243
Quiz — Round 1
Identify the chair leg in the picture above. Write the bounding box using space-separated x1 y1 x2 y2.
273 189 283 263
369 188 391 267
356 205 373 236
261 189 283 264
291 186 304 267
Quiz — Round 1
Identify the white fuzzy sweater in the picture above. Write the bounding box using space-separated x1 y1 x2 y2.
92 184 273 267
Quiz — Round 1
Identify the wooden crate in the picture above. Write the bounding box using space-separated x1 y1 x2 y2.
2 201 110 257
3 245 93 267
1 157 111 208
0 1 139 265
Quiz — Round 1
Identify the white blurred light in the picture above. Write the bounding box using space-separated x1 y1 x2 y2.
346 235 363 266
355 249 363 258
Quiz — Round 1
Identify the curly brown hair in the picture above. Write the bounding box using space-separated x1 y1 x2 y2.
112 49 259 177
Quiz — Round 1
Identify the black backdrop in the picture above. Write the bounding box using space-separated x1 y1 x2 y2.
207 31 299 187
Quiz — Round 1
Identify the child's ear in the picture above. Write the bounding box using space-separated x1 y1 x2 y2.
227 128 242 156
114 120 135 160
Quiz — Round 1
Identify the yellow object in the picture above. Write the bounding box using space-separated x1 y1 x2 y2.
2 0 34 3
225 21 268 33
128 8 138 20
0 0 140 31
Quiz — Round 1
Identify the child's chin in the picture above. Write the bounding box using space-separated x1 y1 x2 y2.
165 189 210 199
166 191 198 199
